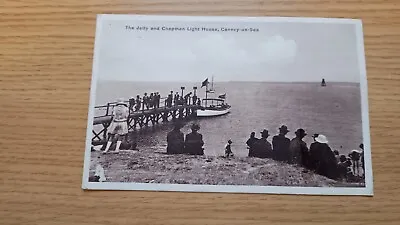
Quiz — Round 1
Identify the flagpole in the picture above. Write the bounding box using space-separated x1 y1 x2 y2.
205 80 208 107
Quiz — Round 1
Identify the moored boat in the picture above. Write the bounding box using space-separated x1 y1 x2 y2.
197 98 231 117
196 77 231 117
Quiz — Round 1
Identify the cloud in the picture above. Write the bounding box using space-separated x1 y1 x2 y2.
257 35 297 64
190 34 297 66
191 34 250 65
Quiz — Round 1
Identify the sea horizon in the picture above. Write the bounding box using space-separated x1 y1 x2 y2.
97 79 360 85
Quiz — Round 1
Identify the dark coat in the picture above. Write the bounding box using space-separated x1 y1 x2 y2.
289 137 309 166
272 135 290 161
309 142 338 179
252 138 272 158
184 132 204 155
167 129 184 154
246 137 259 157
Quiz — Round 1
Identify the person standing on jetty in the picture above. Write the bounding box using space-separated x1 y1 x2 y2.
308 134 338 179
192 94 197 106
135 95 141 111
166 121 185 154
142 93 149 110
184 123 204 155
272 125 291 162
103 98 129 154
246 132 259 157
149 93 154 109
253 129 272 158
167 91 173 107
184 92 192 105
174 92 179 106
224 140 234 158
129 96 135 114
288 128 308 166
155 92 161 108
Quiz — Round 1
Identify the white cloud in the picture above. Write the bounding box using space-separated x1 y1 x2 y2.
257 35 297 64
190 34 297 66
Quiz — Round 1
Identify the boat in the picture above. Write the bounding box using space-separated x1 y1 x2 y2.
196 76 231 117
321 78 326 87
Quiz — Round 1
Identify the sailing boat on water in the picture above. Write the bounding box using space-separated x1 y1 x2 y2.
196 76 231 117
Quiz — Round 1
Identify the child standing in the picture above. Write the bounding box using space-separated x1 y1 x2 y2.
225 140 234 158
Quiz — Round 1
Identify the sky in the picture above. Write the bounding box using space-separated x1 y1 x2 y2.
95 17 362 83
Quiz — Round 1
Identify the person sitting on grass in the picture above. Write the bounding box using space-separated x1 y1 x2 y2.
288 128 308 166
246 132 259 157
253 129 273 158
167 121 185 154
349 149 363 177
184 123 204 155
224 140 234 158
272 125 291 162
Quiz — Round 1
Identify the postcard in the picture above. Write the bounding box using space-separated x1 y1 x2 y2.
82 14 373 196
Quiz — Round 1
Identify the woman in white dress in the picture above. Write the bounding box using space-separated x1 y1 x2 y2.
103 98 129 153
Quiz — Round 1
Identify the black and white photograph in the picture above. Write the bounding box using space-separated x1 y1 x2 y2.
82 14 373 195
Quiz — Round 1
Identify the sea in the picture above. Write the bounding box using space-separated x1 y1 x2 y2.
93 81 363 157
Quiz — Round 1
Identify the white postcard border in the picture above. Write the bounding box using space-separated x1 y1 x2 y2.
81 14 373 196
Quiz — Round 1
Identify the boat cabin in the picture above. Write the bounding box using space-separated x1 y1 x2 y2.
201 98 230 110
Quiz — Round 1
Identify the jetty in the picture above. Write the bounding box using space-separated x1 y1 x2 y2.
91 88 201 146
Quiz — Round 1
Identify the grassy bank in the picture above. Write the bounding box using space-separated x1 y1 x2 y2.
89 146 365 188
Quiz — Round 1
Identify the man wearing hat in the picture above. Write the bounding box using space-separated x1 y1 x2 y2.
272 125 291 162
184 123 204 155
104 98 129 153
167 120 185 154
288 128 309 166
308 134 338 179
253 129 273 158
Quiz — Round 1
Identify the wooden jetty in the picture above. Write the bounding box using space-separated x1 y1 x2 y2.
91 98 200 146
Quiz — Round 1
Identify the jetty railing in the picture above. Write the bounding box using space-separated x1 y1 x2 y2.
91 96 200 146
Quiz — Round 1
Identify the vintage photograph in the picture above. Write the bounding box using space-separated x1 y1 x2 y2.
82 14 373 195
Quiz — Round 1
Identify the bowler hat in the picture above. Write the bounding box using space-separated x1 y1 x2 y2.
279 125 289 133
295 128 307 137
260 129 269 137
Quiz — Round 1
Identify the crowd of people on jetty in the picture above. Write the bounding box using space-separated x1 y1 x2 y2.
97 98 365 184
127 91 201 113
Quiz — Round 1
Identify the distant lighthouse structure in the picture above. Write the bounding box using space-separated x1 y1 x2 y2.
321 78 326 87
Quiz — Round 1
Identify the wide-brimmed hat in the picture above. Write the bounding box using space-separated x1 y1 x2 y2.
260 129 269 137
191 123 200 131
295 128 307 137
315 134 328 144
279 125 289 133
116 98 127 106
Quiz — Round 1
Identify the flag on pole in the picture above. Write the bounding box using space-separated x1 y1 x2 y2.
218 93 226 99
201 78 209 88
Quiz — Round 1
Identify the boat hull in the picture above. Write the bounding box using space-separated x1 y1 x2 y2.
196 107 230 117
